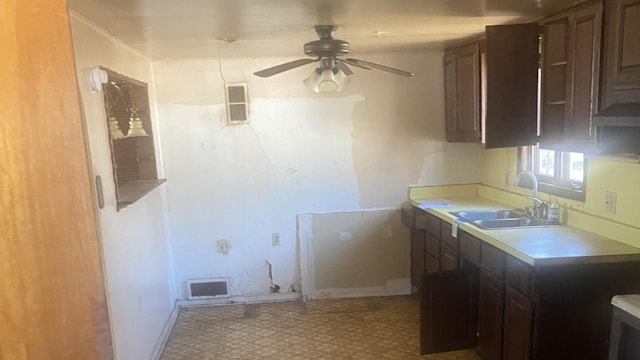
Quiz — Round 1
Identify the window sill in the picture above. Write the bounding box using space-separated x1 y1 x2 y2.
116 179 167 211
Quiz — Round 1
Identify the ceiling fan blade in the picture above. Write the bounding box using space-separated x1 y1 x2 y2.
346 58 414 77
336 61 353 76
253 58 316 77
343 58 372 71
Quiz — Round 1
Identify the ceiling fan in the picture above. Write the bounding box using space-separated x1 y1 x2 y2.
253 25 414 93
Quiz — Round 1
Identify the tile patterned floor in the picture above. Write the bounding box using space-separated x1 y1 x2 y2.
161 295 482 360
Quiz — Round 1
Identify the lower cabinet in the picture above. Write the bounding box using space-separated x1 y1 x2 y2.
410 229 426 287
477 272 505 360
420 229 640 360
403 206 459 290
421 269 478 354
503 287 533 360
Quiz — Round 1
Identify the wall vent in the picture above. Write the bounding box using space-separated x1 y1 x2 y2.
187 278 230 299
225 83 249 124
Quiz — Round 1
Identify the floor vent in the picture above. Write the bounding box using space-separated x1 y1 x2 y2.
187 278 229 299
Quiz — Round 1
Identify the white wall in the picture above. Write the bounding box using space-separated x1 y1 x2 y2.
153 52 481 300
69 14 176 360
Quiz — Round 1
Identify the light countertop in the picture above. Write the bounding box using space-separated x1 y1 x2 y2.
410 196 640 267
612 294 640 318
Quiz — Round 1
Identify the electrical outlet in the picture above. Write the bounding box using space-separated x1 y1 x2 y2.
216 239 227 253
272 233 280 247
605 191 617 213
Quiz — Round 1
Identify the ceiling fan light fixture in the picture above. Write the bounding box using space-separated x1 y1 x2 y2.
318 69 339 93
304 68 349 93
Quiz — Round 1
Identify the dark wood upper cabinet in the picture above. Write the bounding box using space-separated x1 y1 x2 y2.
601 0 640 107
485 23 540 148
540 1 603 151
445 41 483 143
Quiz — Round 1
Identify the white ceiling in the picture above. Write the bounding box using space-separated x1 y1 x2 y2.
67 0 581 60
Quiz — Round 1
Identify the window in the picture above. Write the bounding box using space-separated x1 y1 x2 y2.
102 68 165 210
519 145 586 201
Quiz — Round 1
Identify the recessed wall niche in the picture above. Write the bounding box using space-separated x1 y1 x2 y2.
101 68 165 210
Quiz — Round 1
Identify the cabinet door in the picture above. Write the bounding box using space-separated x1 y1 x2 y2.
410 229 427 289
602 0 640 107
421 270 479 354
477 271 506 360
540 1 603 151
455 42 482 142
445 52 458 142
540 16 570 146
503 287 533 360
565 2 602 146
485 23 539 148
1 0 113 357
441 244 459 271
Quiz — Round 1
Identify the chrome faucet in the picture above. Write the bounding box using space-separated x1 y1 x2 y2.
515 171 547 219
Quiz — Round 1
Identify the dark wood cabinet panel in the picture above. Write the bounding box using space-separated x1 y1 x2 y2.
602 0 640 107
481 243 507 279
444 52 458 141
477 271 506 360
460 231 481 265
503 287 533 360
485 23 540 148
506 256 535 297
540 1 603 151
426 253 441 274
421 270 479 354
410 229 426 288
441 244 459 271
444 42 483 143
424 213 442 238
441 222 458 249
426 233 441 259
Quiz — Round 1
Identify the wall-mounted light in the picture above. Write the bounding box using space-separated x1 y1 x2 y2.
108 116 125 139
88 67 108 93
126 108 149 137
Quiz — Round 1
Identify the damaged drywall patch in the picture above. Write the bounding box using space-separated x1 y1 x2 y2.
265 260 280 293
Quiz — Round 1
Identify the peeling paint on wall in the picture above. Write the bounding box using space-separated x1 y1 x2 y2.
153 53 482 300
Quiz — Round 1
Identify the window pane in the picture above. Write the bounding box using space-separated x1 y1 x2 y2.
568 152 584 183
538 149 555 177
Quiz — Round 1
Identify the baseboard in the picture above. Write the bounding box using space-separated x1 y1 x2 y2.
150 303 179 360
176 292 301 307
307 286 412 300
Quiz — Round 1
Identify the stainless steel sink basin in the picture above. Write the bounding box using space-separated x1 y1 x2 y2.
450 209 526 222
472 217 561 230
451 209 561 230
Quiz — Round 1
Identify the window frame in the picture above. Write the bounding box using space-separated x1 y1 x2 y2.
518 145 586 201
101 67 166 211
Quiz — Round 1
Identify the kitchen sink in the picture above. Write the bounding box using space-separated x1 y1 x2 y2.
451 209 561 230
450 209 526 222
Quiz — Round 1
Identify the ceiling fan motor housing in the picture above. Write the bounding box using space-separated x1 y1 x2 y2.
304 25 350 62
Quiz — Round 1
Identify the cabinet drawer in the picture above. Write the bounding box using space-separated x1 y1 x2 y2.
481 243 506 279
426 234 441 259
401 206 429 230
424 213 441 238
441 222 459 249
460 231 481 265
441 244 459 271
506 256 534 297
401 206 415 227
426 253 440 273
